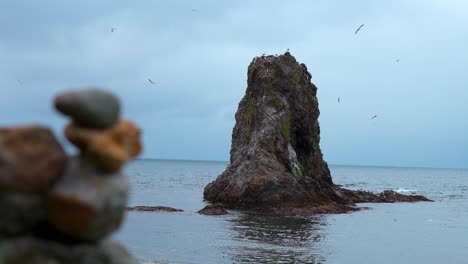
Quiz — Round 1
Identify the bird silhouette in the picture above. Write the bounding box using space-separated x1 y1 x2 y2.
191 9 198 12
394 59 400 63
17 79 23 86
371 115 378 119
355 24 364 35
338 97 341 103
111 27 117 33
148 78 156 84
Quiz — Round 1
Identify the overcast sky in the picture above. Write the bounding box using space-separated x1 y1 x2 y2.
1 0 467 168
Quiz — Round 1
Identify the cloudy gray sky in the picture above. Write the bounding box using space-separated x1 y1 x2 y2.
1 0 467 168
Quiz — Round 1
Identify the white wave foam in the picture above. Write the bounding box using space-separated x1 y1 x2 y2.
394 187 417 193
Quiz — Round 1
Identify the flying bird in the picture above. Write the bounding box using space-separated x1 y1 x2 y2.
394 59 400 63
148 78 156 84
17 79 23 86
355 24 364 35
371 115 378 119
111 27 116 32
338 97 341 103
191 9 198 12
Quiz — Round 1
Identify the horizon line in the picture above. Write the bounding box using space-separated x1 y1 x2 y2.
133 157 468 171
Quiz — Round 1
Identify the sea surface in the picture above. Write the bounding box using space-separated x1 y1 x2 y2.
115 159 468 264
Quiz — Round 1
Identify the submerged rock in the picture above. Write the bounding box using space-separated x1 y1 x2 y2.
127 206 183 212
0 236 138 264
54 88 120 129
65 119 142 173
47 157 129 241
203 52 431 214
0 126 67 193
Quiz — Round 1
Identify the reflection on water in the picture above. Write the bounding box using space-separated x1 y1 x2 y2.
227 213 327 263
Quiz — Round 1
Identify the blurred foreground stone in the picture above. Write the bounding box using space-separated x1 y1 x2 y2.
54 88 120 129
0 88 141 263
48 157 129 241
0 126 66 193
0 237 137 264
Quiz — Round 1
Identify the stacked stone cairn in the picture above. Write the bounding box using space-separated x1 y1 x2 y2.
0 88 141 264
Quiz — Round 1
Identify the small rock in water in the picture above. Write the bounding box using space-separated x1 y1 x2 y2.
0 126 67 193
54 88 120 129
47 157 129 241
65 119 142 172
197 204 228 215
127 206 183 212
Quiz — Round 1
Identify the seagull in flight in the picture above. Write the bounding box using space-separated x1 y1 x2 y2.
371 115 378 119
191 9 198 12
148 78 156 84
338 97 341 103
111 27 116 33
355 24 364 35
394 59 400 63
17 79 23 86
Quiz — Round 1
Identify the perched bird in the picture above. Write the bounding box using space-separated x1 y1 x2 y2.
355 24 364 35
111 27 116 32
338 97 341 103
148 78 156 84
371 115 378 119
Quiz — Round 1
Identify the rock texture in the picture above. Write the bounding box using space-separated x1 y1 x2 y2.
203 52 431 214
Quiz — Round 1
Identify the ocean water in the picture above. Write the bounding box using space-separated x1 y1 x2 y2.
115 159 468 264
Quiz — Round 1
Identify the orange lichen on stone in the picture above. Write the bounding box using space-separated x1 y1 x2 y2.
47 193 96 236
64 119 142 172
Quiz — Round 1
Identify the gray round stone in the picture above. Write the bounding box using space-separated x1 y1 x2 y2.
54 88 120 129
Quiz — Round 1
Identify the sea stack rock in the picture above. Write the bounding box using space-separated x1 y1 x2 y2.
203 52 431 214
204 52 347 211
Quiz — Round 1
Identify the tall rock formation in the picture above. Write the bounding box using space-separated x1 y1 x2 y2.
203 52 430 214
